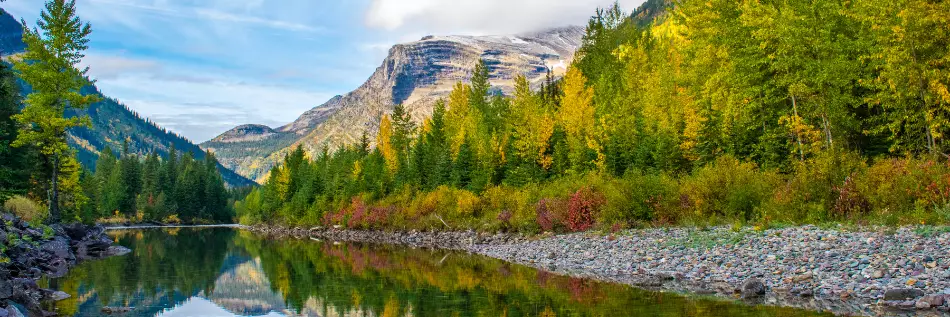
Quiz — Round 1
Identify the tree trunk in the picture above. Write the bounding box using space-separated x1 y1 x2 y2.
926 115 935 154
791 94 804 161
821 113 833 149
49 152 61 224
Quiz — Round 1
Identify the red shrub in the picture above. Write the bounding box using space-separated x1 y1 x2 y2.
536 197 570 232
610 223 623 234
833 175 870 217
566 187 604 232
346 197 368 228
366 206 394 229
323 208 346 226
536 199 555 232
497 209 513 227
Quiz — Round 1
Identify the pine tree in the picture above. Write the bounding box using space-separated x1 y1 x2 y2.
426 100 451 188
12 0 100 222
0 64 33 202
118 143 142 216
453 139 474 190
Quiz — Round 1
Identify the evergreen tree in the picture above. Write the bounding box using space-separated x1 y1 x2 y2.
453 139 474 190
0 64 33 202
13 0 99 222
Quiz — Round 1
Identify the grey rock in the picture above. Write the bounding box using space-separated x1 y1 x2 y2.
106 246 132 257
3 304 23 317
39 237 73 262
884 288 926 301
47 290 70 301
741 278 767 298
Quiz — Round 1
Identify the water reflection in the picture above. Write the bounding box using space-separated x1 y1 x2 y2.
44 228 832 317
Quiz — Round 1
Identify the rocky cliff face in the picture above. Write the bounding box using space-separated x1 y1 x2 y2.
208 124 278 143
205 26 585 183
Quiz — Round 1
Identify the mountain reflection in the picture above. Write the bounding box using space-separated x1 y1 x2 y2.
43 228 829 317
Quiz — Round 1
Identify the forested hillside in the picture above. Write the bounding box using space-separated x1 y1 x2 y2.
0 8 253 188
202 27 585 183
237 0 950 231
63 85 256 188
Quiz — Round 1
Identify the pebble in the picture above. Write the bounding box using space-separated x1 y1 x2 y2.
252 224 950 315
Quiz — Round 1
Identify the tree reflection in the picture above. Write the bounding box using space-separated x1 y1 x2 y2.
46 229 831 317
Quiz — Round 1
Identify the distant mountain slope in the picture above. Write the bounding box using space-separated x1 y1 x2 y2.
65 87 257 187
0 8 255 187
0 9 24 55
204 26 585 183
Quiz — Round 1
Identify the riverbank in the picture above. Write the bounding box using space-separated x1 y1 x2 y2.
0 214 129 316
104 223 242 230
246 224 950 316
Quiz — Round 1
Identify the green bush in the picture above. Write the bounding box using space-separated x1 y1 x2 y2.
763 150 866 223
681 156 780 224
856 157 950 225
597 171 678 226
2 195 47 224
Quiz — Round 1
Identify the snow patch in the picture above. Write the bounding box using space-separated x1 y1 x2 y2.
547 59 567 71
507 36 529 44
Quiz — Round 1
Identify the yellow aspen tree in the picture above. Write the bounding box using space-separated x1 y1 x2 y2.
558 66 599 170
377 115 398 172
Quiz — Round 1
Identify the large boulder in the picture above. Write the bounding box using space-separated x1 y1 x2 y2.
0 279 12 299
61 223 88 241
39 257 69 278
39 237 74 262
884 288 926 301
741 278 767 298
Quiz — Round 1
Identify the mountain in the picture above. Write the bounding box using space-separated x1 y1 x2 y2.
0 9 256 188
0 10 24 55
203 26 585 183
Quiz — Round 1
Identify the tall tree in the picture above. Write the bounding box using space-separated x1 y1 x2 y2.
13 0 99 222
0 63 33 202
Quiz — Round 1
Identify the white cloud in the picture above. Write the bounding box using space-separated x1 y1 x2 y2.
81 54 163 80
365 0 646 35
91 61 335 142
193 8 326 33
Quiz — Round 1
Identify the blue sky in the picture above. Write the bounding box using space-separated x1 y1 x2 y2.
2 0 642 142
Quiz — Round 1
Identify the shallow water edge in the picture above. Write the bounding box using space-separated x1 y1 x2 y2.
245 224 950 317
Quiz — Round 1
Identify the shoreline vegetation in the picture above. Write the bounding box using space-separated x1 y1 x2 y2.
0 0 237 229
229 0 950 314
234 0 950 235
246 224 950 315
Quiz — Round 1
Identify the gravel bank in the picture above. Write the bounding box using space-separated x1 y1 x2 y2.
246 225 950 316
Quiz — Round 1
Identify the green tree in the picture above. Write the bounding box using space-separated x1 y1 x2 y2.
12 0 99 222
0 64 34 202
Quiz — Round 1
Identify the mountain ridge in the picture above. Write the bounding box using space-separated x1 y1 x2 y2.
0 8 256 188
202 25 585 183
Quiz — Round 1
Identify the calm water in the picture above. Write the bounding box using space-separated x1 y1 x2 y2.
41 228 833 317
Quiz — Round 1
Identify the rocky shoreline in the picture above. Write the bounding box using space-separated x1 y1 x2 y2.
0 214 129 316
246 224 950 316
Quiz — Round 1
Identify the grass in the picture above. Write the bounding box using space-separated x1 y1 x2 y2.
913 225 950 238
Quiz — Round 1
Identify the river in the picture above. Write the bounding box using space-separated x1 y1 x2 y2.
40 227 834 316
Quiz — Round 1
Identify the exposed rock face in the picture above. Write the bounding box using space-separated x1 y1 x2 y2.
208 124 279 144
0 214 127 316
278 95 344 135
204 26 585 183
